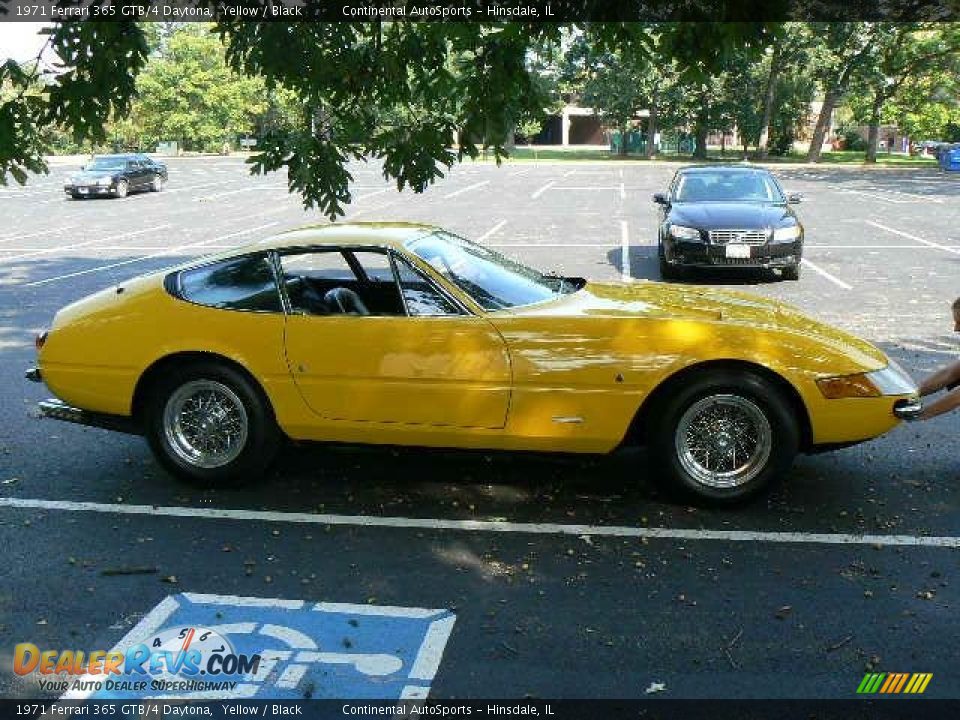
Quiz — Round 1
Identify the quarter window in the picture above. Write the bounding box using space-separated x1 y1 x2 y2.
177 254 281 312
395 257 461 316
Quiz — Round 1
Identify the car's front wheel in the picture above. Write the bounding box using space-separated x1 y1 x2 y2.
781 262 801 281
648 370 799 504
145 362 281 486
152 175 165 192
114 180 128 198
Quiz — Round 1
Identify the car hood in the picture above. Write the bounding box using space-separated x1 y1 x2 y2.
70 169 118 181
506 281 886 369
668 202 793 229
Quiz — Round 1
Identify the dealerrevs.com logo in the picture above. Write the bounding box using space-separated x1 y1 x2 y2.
857 672 934 695
14 626 261 695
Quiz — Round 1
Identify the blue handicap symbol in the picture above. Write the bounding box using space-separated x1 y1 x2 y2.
70 593 455 701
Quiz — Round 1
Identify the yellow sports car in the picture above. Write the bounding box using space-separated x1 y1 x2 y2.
26 223 920 503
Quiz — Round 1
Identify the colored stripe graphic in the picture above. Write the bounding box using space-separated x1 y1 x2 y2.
857 672 932 694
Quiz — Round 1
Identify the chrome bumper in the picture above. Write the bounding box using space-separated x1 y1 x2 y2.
893 398 923 421
37 398 141 435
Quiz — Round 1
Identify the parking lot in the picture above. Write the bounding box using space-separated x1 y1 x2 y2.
1 156 958 701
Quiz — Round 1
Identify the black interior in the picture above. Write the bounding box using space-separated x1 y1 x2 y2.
283 275 405 316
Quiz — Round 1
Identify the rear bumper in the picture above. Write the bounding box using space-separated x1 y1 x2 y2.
36 398 141 436
666 240 801 268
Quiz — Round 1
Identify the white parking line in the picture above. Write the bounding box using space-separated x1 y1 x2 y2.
475 220 506 243
443 180 489 199
530 180 556 199
800 258 852 290
24 222 280 287
866 220 960 256
0 226 74 244
3 496 960 548
620 220 631 281
1 226 171 264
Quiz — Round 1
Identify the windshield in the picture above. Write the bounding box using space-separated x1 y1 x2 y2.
674 171 784 203
406 231 562 310
87 157 126 171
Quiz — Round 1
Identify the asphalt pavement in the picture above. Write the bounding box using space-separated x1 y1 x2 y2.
0 155 958 702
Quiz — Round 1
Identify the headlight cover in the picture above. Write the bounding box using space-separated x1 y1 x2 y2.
670 225 701 240
816 362 918 399
772 224 801 242
866 362 918 396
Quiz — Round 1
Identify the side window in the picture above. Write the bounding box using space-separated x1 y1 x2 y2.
177 254 281 312
279 249 404 317
395 256 461 316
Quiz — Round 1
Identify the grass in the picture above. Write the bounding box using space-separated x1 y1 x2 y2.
497 145 938 167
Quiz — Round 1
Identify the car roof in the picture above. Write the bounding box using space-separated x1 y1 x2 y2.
243 222 439 252
677 165 772 175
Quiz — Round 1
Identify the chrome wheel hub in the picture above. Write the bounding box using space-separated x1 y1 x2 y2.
675 394 772 489
163 380 248 469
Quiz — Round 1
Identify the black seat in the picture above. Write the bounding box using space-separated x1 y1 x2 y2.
324 287 370 315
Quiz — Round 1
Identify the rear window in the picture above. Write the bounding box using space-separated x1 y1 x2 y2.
175 254 281 313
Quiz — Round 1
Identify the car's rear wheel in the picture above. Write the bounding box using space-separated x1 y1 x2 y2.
648 370 799 504
145 362 280 486
115 180 128 198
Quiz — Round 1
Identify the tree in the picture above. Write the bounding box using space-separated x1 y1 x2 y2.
846 23 960 162
805 23 882 162
0 19 770 213
134 26 266 152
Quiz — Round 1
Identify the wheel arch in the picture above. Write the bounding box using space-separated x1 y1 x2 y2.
623 359 813 452
131 351 278 424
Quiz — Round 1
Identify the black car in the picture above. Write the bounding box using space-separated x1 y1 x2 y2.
654 165 804 281
64 153 168 200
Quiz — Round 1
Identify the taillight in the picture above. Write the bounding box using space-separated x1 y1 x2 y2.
35 331 48 351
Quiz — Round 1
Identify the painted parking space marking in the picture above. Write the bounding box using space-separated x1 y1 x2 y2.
620 220 631 281
24 222 280 287
0 226 171 264
866 220 960 256
800 258 852 290
59 593 455 701
475 219 507 243
443 180 490 199
5 496 960 548
530 180 555 199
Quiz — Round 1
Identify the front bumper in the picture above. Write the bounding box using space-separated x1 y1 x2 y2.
64 184 117 196
893 397 923 420
666 240 801 268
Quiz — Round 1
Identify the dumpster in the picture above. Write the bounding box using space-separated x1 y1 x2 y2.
939 144 960 172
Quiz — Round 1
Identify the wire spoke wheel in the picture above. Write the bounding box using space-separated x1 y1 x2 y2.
162 380 249 469
675 393 772 489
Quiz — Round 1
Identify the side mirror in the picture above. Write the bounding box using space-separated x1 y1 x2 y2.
787 192 803 204
79 165 85 170
652 192 669 205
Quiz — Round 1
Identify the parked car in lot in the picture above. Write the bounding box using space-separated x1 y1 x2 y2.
26 223 920 504
64 153 168 199
655 165 804 281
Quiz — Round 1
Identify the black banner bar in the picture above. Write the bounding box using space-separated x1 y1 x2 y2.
0 0 959 22
4 699 960 720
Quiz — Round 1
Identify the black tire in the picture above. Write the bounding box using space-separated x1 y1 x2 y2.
70 193 82 200
781 263 801 281
658 244 681 281
152 175 165 192
648 369 799 505
144 361 281 486
114 180 128 199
